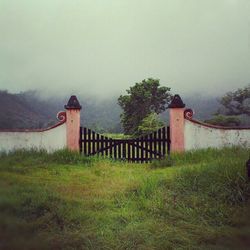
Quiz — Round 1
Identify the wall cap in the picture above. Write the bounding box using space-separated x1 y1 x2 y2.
184 108 250 130
168 94 186 108
64 95 82 110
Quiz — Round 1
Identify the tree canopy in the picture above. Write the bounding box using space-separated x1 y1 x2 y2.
137 113 164 136
219 85 250 116
205 85 250 126
118 78 172 135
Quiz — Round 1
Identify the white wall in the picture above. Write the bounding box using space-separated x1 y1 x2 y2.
0 123 67 153
184 119 250 150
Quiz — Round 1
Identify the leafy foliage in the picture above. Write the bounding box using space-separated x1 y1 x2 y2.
137 112 164 136
118 78 172 135
205 85 250 126
219 85 250 116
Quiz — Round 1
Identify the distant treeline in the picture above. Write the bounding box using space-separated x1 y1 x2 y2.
0 90 224 132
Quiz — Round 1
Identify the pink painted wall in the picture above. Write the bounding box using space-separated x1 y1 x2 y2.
169 108 185 152
66 109 81 151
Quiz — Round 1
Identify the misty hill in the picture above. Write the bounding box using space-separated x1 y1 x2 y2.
0 90 222 132
0 91 57 129
0 91 122 131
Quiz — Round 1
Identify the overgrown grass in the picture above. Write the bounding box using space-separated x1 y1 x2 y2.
0 149 100 174
0 147 249 249
150 156 173 168
101 133 131 139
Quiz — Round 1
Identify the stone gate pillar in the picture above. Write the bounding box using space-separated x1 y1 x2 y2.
65 95 82 151
169 94 185 153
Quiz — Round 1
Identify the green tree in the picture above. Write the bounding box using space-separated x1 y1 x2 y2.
206 85 250 126
137 113 164 136
219 85 250 116
118 78 172 135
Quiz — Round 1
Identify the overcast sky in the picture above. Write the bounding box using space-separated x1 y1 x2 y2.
0 0 249 99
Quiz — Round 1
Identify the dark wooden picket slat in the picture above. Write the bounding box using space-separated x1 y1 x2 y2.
140 136 144 163
83 127 87 155
92 131 96 155
80 126 170 163
118 142 122 159
136 138 140 162
162 127 166 157
158 128 162 158
101 135 104 156
96 134 100 155
144 134 148 163
87 129 91 155
153 131 157 159
122 142 125 160
109 138 112 158
114 141 117 159
106 139 109 158
128 142 131 162
149 133 153 160
167 126 171 156
79 127 83 153
131 139 135 163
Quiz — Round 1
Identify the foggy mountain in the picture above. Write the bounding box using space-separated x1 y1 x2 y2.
0 90 56 129
0 90 221 132
0 90 121 131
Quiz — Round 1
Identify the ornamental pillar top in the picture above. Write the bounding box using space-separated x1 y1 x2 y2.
168 94 185 108
64 95 82 110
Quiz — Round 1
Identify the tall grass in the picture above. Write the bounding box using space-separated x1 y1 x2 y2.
0 148 96 170
0 147 249 249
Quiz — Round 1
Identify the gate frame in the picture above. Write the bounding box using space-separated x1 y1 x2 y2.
79 126 171 163
64 94 184 154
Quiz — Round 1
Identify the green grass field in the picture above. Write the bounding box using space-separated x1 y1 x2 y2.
0 148 249 249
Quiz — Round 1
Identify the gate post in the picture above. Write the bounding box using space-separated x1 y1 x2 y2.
64 95 82 152
169 94 185 153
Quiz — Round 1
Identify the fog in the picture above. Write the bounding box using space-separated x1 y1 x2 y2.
0 0 249 99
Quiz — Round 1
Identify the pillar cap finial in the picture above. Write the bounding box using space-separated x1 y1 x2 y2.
64 95 82 110
168 94 185 108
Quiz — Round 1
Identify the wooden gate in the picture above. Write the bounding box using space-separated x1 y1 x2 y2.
79 127 170 163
